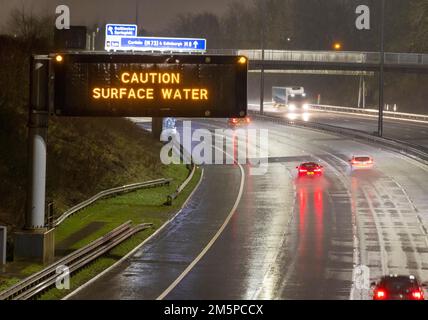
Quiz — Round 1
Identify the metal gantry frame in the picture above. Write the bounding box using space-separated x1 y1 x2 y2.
26 55 50 230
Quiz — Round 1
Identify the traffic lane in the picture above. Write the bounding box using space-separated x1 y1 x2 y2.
254 120 428 294
274 174 354 300
164 163 296 300
172 118 428 299
308 110 428 146
70 163 242 300
162 119 354 300
256 105 428 149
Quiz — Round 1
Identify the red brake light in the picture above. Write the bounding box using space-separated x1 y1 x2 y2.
299 168 307 173
375 289 386 300
246 117 251 123
231 118 238 123
412 290 424 300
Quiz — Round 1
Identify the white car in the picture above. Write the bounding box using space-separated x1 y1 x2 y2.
349 155 374 169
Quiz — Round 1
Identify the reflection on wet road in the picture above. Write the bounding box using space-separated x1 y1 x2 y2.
70 117 428 300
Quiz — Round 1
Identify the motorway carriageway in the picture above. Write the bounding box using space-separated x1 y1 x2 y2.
249 103 428 151
68 117 428 300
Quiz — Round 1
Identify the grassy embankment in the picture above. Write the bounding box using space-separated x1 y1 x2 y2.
0 35 202 297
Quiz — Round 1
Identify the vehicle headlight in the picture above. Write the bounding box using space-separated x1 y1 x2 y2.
303 104 310 110
289 104 296 111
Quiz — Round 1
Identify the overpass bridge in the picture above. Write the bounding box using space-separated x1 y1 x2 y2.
208 49 428 73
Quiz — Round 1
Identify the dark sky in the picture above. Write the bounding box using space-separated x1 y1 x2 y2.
0 0 242 32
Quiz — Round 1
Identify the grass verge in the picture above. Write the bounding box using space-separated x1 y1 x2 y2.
37 165 202 300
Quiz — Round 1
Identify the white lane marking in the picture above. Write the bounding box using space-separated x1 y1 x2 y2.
62 169 205 300
360 187 389 276
156 149 246 300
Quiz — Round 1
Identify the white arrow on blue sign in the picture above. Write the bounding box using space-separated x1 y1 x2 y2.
119 36 207 52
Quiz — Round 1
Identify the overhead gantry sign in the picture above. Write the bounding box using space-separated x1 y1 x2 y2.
53 53 248 117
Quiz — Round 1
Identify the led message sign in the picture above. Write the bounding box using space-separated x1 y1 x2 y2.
53 53 248 117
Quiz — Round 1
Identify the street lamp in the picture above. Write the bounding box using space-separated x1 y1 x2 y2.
378 0 385 137
333 42 343 51
259 1 266 115
135 0 139 26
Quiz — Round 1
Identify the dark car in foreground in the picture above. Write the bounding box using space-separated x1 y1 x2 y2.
372 275 426 300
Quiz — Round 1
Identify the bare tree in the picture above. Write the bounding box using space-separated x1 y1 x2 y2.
7 3 54 45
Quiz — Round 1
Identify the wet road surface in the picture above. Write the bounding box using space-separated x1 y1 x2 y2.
70 117 428 300
249 103 428 150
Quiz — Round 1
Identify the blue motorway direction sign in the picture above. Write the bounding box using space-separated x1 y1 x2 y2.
106 24 138 37
118 37 207 52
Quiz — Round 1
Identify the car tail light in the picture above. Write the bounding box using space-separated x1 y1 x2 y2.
314 168 322 172
231 118 238 124
246 117 251 123
299 168 307 173
411 290 424 300
374 289 386 300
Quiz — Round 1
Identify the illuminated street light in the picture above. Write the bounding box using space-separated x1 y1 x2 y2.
333 42 343 50
238 56 247 64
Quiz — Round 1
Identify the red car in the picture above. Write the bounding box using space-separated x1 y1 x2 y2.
372 275 426 300
296 162 323 177
228 116 251 127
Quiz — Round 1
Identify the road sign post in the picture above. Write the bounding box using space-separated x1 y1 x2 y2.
15 56 55 263
26 56 49 230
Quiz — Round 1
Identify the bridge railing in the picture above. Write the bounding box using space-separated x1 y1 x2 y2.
238 50 369 64
206 49 428 66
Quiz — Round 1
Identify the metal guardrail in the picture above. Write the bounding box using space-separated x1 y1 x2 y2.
166 164 196 206
309 104 428 123
249 110 428 163
54 178 171 227
165 138 196 206
0 221 152 300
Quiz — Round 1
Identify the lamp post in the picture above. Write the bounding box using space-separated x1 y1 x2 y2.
259 1 266 115
378 0 385 137
135 0 139 26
